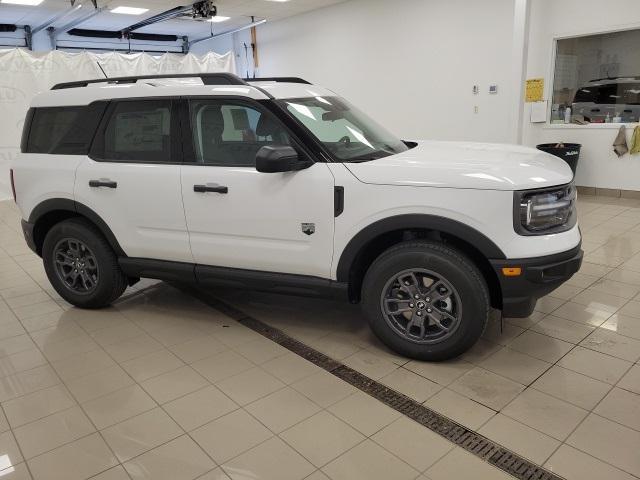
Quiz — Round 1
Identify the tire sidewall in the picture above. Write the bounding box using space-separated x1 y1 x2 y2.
362 244 488 361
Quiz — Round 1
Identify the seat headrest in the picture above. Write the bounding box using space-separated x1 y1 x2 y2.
256 113 280 137
202 107 224 139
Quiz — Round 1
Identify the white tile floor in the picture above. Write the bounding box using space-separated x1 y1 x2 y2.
0 195 638 480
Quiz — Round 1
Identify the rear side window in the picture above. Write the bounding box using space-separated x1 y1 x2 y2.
26 107 82 153
23 103 107 155
97 100 174 162
574 83 640 105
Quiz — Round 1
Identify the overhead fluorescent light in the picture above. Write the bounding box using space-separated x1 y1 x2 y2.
110 6 149 15
208 16 230 23
1 0 44 5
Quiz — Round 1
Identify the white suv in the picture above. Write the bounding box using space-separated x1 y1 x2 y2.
12 73 582 360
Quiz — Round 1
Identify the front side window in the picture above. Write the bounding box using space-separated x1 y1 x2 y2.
190 100 291 167
553 28 640 124
101 100 172 162
280 96 408 162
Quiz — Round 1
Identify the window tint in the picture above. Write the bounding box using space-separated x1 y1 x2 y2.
102 100 173 162
190 100 291 166
26 107 82 153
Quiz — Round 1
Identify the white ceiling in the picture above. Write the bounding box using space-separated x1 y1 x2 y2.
0 0 347 38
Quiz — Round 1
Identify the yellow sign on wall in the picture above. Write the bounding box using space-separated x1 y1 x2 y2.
525 78 544 103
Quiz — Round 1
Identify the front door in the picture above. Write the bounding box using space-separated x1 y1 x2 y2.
180 98 335 277
75 98 192 263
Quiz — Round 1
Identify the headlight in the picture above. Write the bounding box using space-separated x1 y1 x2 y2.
514 183 577 235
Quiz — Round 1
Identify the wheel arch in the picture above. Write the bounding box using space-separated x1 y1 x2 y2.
336 215 506 308
28 199 126 258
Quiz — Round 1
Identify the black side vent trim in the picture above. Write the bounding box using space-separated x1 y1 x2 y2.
334 186 344 217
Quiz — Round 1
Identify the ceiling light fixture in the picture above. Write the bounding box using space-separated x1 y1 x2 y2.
110 6 149 15
0 0 44 5
208 16 230 22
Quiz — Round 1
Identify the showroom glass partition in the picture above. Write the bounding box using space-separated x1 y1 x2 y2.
551 28 640 124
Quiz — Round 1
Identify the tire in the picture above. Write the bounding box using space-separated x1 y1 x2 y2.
361 241 489 361
42 217 127 309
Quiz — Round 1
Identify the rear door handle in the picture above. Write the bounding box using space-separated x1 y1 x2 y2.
194 184 228 194
89 179 117 188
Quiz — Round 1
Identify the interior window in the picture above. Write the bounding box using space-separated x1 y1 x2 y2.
553 28 640 124
190 100 291 166
102 100 172 162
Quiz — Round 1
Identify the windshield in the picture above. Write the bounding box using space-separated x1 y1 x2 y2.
280 96 409 162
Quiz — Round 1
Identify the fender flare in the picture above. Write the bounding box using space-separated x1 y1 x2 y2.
335 214 506 282
28 198 126 257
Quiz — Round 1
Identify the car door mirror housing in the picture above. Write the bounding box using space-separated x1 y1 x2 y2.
255 145 312 173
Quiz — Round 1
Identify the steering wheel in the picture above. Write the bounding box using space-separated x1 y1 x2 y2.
338 135 351 147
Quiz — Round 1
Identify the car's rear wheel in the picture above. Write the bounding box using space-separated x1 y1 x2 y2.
362 241 489 361
43 218 127 308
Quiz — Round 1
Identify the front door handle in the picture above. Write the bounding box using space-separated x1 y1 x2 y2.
194 184 228 194
89 179 117 188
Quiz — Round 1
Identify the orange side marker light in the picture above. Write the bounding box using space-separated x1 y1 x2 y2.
502 267 522 277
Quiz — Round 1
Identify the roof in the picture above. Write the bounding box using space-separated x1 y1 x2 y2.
31 74 336 108
584 76 640 85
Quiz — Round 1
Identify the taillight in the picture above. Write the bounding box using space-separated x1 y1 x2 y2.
10 169 16 203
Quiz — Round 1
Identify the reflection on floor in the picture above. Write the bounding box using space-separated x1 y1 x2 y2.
0 195 638 480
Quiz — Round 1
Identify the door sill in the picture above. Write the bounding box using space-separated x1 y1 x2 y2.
118 257 348 301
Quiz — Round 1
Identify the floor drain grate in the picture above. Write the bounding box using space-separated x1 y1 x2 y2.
189 289 565 480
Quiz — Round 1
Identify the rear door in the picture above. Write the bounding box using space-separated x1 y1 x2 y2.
74 98 192 263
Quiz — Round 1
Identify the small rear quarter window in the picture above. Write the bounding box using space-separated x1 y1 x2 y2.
26 107 82 154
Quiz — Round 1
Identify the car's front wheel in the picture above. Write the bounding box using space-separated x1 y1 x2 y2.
361 241 489 361
43 218 127 309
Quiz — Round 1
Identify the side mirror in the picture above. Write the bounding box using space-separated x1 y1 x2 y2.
255 145 312 173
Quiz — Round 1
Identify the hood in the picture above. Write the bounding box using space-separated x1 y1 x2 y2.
343 140 574 191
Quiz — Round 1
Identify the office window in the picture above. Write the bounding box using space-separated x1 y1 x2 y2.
552 29 640 124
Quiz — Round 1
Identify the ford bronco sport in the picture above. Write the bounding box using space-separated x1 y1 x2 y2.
12 73 582 360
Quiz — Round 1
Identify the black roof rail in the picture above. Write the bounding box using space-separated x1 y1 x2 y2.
51 73 247 90
244 77 311 85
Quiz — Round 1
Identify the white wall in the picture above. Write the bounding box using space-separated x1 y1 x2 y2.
523 0 640 190
213 0 517 144
190 34 234 57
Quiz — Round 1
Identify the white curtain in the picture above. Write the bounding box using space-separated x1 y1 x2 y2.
0 48 236 200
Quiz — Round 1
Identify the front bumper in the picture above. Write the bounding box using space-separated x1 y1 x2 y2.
490 243 583 318
21 219 37 255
